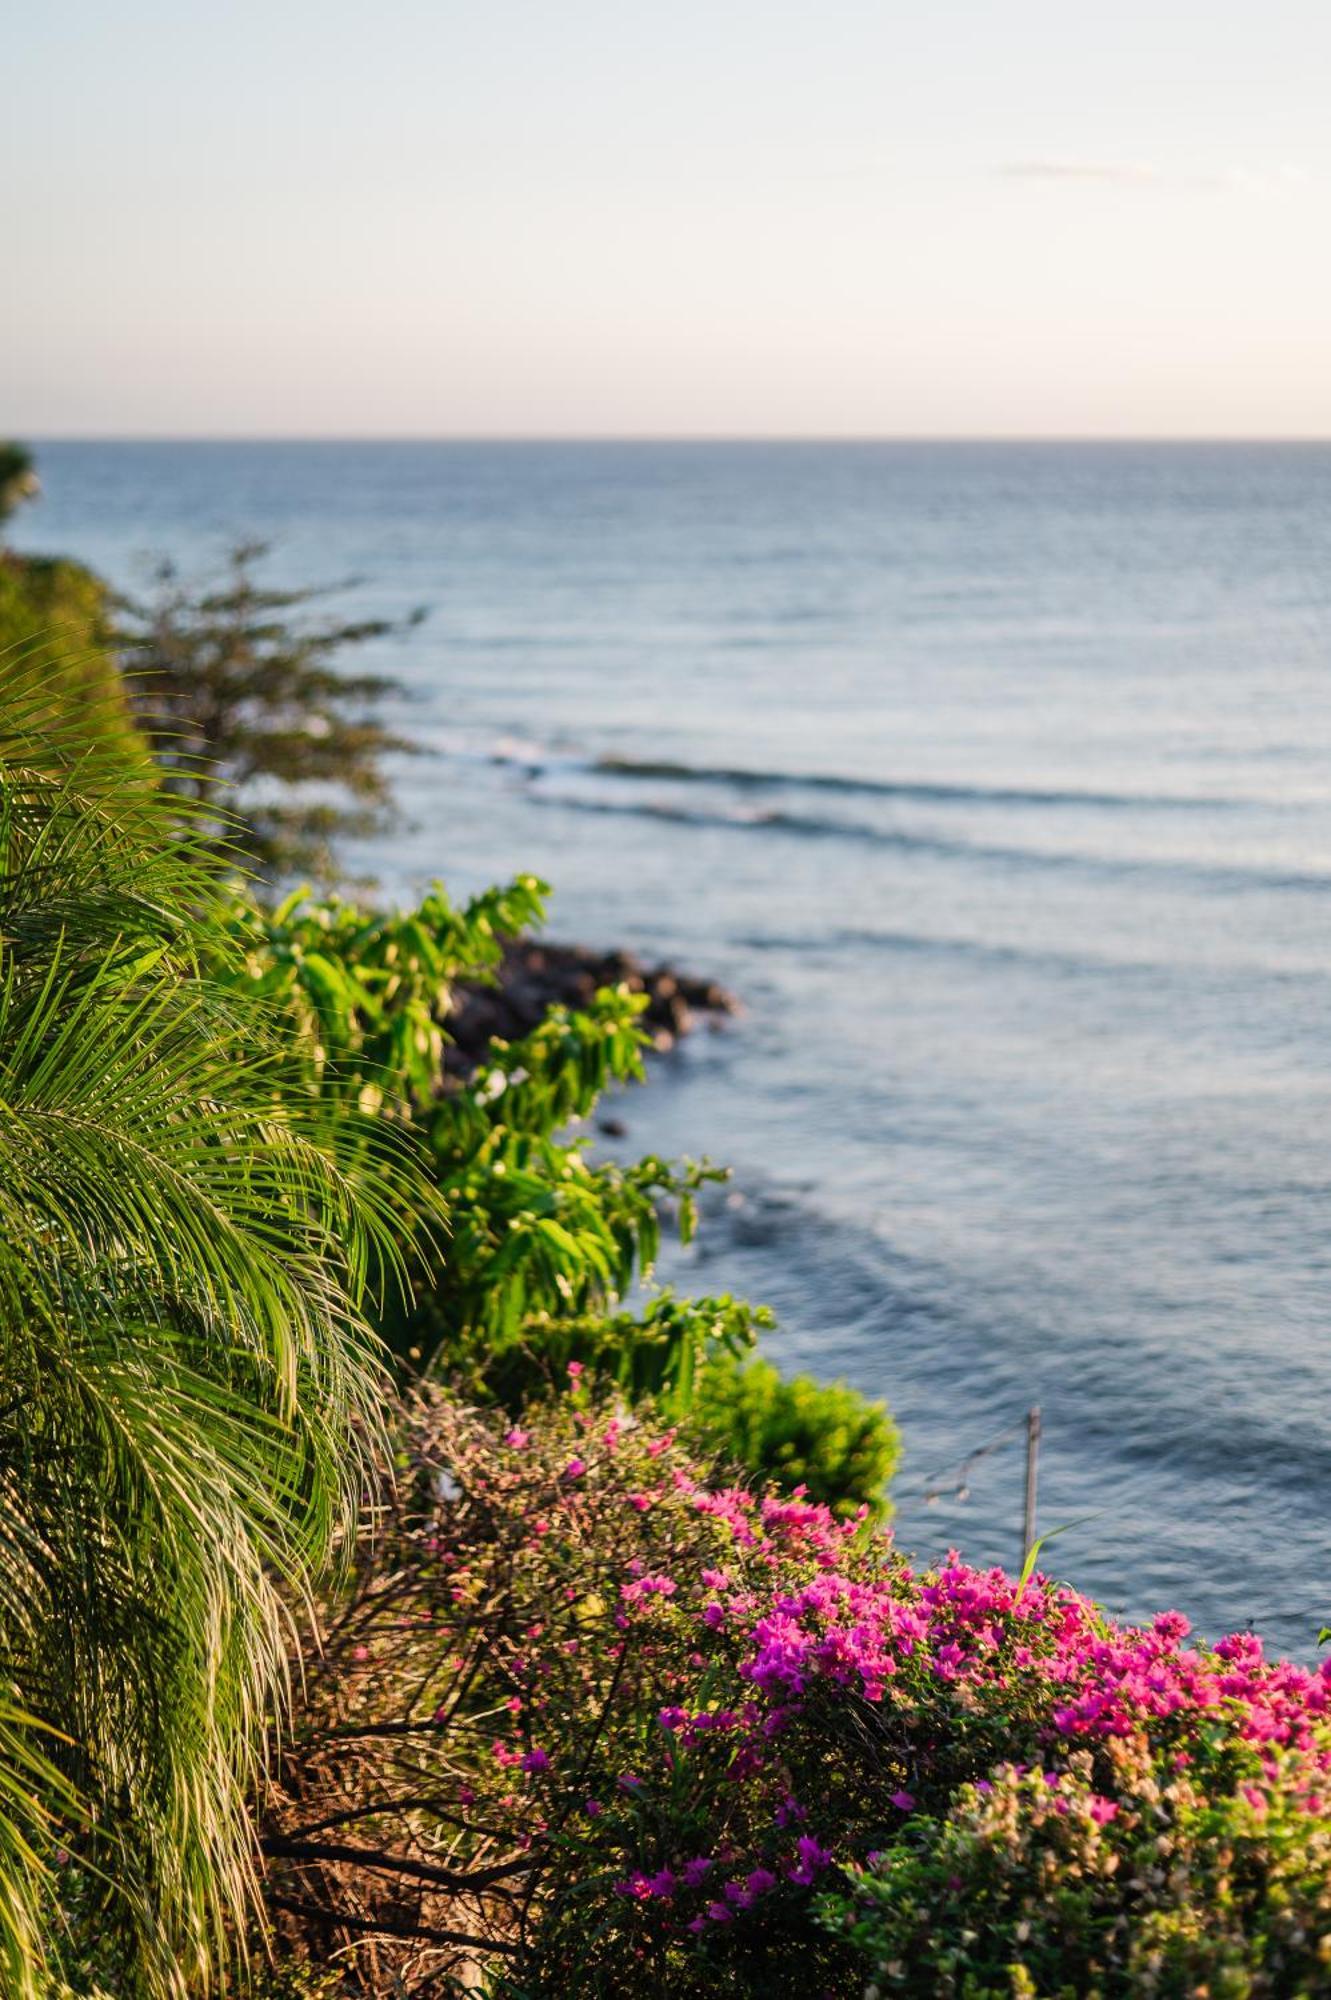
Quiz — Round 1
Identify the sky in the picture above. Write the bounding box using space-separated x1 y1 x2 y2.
4 0 1331 438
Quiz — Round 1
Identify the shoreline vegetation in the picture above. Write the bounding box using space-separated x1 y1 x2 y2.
2 455 1329 1996
446 936 736 1077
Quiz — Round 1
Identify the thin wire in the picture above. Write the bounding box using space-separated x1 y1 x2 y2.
914 1415 1029 1506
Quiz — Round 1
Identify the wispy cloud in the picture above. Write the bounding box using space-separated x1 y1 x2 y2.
996 159 1310 194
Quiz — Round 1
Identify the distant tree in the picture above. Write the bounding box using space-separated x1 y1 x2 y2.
0 442 39 529
117 542 423 880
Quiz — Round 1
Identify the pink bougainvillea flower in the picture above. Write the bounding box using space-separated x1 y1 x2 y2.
789 1834 833 1885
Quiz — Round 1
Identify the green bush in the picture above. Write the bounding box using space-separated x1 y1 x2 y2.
692 1350 899 1518
0 553 148 771
216 879 892 1513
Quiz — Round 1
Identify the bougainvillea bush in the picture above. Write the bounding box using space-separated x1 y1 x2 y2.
264 1383 1331 1998
818 1746 1331 1997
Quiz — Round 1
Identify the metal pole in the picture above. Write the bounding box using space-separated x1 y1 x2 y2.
1022 1404 1041 1568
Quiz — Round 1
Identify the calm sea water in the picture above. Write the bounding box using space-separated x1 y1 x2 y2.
18 440 1331 1653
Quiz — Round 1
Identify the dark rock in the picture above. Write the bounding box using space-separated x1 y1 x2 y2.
442 938 737 1076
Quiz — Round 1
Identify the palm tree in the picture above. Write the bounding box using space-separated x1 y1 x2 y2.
0 666 422 1995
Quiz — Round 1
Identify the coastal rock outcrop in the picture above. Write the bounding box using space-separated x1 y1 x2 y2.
443 939 735 1076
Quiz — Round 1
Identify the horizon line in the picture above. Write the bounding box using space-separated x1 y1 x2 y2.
19 431 1331 448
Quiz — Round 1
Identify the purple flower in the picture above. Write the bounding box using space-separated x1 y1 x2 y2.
789 1834 832 1886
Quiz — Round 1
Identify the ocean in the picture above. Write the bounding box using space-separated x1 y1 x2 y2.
17 438 1331 1654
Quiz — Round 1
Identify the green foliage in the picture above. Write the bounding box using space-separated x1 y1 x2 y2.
115 542 421 879
219 879 723 1366
216 873 551 1118
691 1351 899 1518
476 1290 771 1415
0 676 430 1997
0 553 149 769
216 874 894 1516
818 1747 1331 1996
0 441 38 527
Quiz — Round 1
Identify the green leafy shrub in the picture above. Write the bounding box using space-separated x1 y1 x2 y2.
691 1351 898 1518
0 553 148 770
218 878 892 1514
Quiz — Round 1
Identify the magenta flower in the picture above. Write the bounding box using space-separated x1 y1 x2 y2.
789 1834 832 1885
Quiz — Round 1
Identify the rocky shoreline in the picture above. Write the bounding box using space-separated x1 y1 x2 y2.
444 938 737 1077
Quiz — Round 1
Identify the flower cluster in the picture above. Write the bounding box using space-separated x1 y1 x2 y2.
265 1386 1331 1998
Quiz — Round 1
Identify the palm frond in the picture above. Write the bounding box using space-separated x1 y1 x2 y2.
0 663 425 1994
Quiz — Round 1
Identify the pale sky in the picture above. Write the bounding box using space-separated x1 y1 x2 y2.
4 0 1330 437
